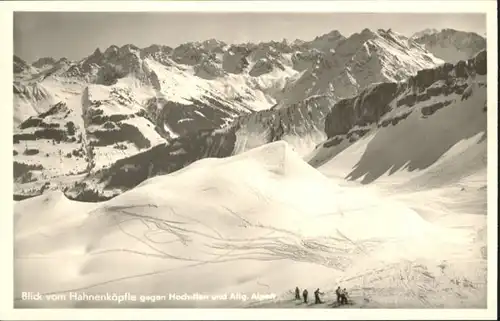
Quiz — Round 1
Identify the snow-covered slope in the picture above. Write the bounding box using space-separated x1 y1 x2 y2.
13 101 89 200
14 140 487 308
412 28 486 64
13 81 167 199
308 49 487 190
13 57 87 130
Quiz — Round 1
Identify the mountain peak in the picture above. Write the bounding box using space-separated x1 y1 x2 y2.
120 44 140 52
201 38 225 45
326 30 343 37
411 28 440 39
13 55 33 74
307 29 346 51
315 29 344 41
32 57 57 68
90 48 103 59
376 28 403 38
104 45 119 55
412 28 485 40
13 55 25 64
441 28 459 34
412 28 486 63
343 28 377 42
360 28 375 35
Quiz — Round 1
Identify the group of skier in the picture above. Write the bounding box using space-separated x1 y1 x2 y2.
294 286 350 306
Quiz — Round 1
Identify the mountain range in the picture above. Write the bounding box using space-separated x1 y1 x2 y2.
13 27 487 201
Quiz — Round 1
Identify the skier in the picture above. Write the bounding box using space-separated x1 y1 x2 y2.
302 289 309 304
295 287 301 300
335 286 342 304
314 288 324 304
340 288 349 305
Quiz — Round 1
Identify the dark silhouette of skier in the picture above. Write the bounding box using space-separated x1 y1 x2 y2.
340 288 349 305
302 289 308 304
314 288 324 304
295 287 301 300
335 286 342 304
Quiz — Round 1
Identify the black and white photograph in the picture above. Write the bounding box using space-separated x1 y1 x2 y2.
1 0 497 319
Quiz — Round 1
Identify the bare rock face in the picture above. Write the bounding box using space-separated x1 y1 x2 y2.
147 69 162 91
472 50 487 75
78 45 146 85
249 58 284 77
222 45 251 74
291 49 325 72
194 55 225 79
140 44 172 61
145 97 234 138
171 43 209 66
325 82 399 138
408 49 486 92
234 95 333 146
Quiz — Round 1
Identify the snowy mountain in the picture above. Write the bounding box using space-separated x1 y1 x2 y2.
280 28 443 107
13 29 488 309
13 28 454 200
60 49 486 201
412 28 486 63
309 49 487 187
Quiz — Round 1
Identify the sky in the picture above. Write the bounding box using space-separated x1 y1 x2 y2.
14 12 486 63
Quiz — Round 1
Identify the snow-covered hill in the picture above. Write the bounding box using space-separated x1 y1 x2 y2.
14 139 487 308
411 28 486 64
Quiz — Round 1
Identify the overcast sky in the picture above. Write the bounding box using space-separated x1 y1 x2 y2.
14 12 486 63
